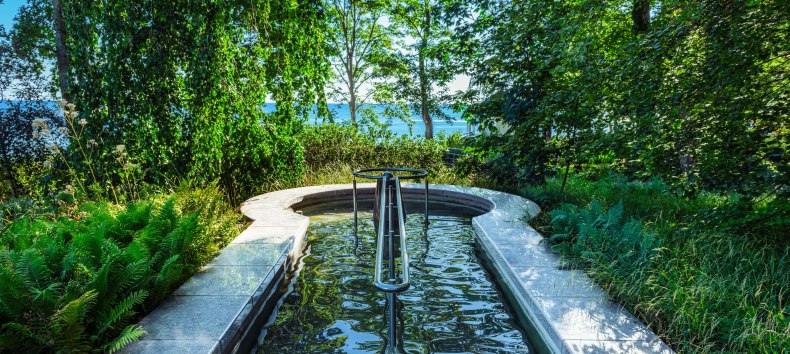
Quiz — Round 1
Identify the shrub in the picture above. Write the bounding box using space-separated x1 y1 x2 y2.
300 124 451 172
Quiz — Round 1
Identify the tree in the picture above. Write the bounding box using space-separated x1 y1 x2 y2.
9 0 330 202
326 0 391 128
386 0 457 139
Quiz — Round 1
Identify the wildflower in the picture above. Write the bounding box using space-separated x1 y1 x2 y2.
78 118 88 126
58 100 67 109
114 144 126 155
66 103 76 111
43 160 52 169
47 143 60 153
65 184 73 194
123 162 138 170
58 127 68 134
67 111 78 120
88 139 97 147
32 118 48 129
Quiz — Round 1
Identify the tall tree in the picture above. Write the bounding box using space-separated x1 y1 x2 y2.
326 0 390 128
386 0 456 139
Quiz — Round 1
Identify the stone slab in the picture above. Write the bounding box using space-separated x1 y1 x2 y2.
136 294 249 340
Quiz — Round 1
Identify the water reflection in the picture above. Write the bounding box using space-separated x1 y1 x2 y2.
257 212 530 353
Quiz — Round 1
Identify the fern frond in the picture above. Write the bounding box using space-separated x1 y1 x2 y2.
103 324 146 354
17 250 53 290
98 290 149 335
54 289 97 326
116 258 150 293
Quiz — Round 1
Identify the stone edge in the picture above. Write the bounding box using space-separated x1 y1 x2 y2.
128 183 673 354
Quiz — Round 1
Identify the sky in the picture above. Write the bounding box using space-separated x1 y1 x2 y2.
0 0 470 97
0 0 24 32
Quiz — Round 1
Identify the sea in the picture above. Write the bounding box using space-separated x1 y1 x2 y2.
264 103 470 137
2 101 470 137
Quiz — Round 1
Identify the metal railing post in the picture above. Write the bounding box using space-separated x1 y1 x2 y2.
424 178 429 228
353 177 358 234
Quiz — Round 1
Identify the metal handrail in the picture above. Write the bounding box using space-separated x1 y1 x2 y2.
353 167 428 180
373 176 411 293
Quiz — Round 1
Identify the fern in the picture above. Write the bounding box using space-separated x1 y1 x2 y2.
102 324 146 354
17 250 53 291
115 258 149 293
98 290 149 335
54 289 97 326
0 187 239 352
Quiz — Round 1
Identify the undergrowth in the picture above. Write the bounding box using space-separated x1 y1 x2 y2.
524 174 789 352
299 124 515 193
0 185 241 353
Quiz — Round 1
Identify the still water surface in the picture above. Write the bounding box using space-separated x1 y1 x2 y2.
257 211 531 353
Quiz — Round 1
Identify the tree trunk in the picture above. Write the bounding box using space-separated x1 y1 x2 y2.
419 6 432 139
632 0 650 33
0 137 17 198
348 74 357 128
53 0 71 102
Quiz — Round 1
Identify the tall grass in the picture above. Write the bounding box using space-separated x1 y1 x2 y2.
525 174 789 352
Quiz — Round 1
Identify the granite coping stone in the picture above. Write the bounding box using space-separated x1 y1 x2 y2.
127 183 672 354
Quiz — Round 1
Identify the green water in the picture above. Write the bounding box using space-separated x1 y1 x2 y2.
257 211 531 353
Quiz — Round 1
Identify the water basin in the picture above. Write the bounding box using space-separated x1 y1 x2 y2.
256 205 532 353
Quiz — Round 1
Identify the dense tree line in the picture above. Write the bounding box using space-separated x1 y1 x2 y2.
461 0 788 197
2 0 786 201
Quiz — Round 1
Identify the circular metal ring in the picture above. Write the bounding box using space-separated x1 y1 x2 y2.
352 167 428 180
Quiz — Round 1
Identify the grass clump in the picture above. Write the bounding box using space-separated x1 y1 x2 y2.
0 185 241 353
525 174 789 352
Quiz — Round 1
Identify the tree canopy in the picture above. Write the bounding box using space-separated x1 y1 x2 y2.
463 0 788 196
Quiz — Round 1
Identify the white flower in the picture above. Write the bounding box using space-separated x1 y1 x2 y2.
78 118 88 126
87 139 97 147
32 118 48 129
58 127 68 134
114 144 126 155
66 103 76 111
58 100 67 109
43 160 52 169
67 111 78 120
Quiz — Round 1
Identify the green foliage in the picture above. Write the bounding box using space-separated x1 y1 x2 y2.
0 186 241 352
300 123 447 171
8 0 329 203
548 200 660 269
463 0 788 196
529 174 790 352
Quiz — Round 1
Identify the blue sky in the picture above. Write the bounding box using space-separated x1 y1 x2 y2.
0 0 25 31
